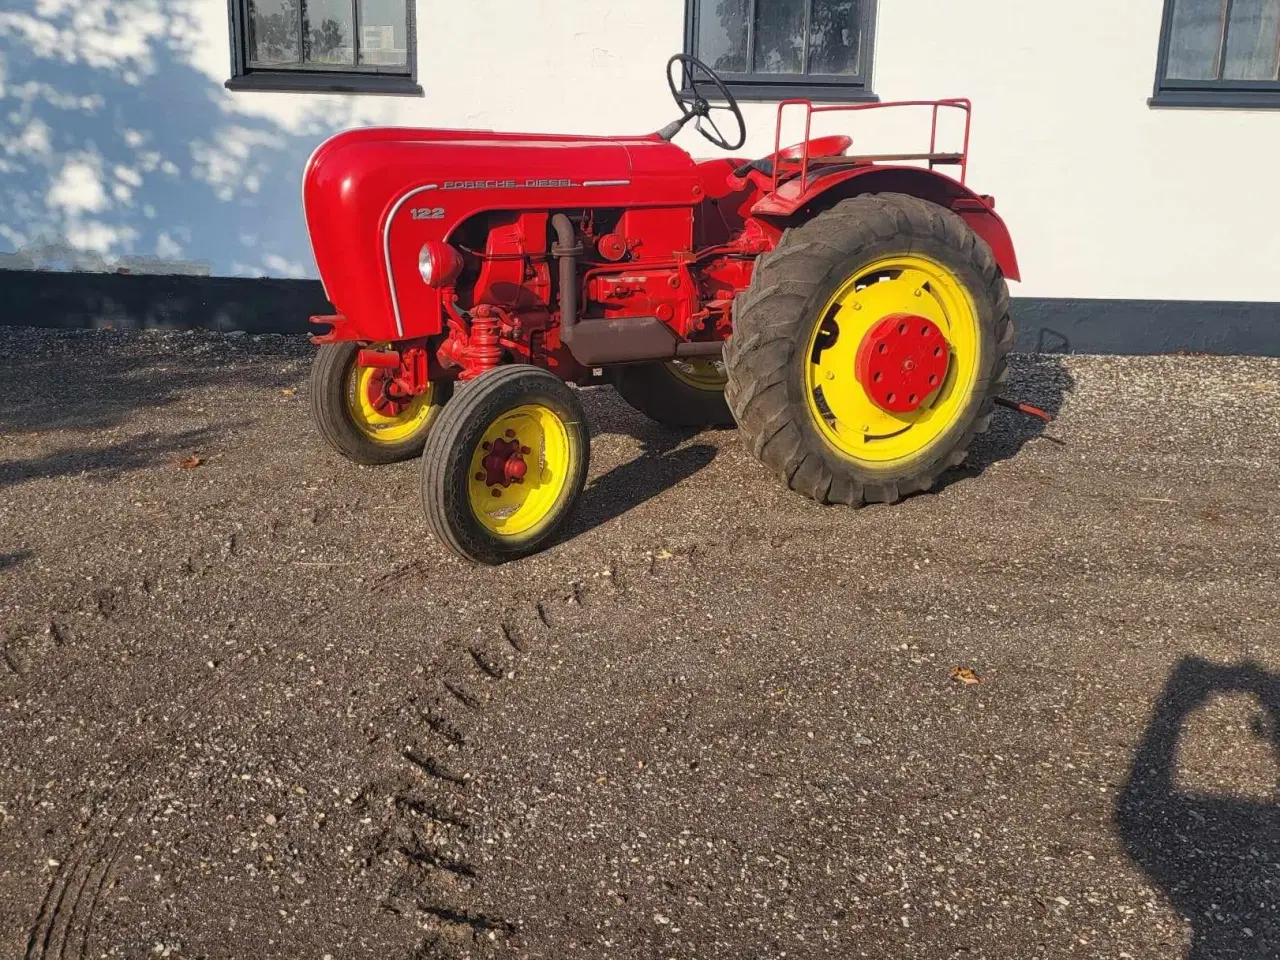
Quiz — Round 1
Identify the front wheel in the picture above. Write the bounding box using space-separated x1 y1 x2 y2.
724 193 1014 505
421 366 590 564
311 341 450 465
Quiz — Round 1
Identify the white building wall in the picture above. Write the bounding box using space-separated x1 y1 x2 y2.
1 0 1277 302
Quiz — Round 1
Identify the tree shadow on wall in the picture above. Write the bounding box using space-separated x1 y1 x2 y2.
0 0 361 287
1116 657 1280 960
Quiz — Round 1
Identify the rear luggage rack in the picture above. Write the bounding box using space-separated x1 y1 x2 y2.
767 98 974 197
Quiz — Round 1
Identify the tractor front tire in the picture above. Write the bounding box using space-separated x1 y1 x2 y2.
724 193 1013 505
611 359 735 429
421 366 590 565
311 341 450 466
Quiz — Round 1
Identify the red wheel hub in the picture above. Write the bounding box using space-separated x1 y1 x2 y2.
365 371 411 417
478 434 530 488
855 314 951 414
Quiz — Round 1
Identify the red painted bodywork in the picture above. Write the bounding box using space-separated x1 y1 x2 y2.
302 100 1019 387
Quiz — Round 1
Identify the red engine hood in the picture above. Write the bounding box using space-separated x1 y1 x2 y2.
303 127 698 339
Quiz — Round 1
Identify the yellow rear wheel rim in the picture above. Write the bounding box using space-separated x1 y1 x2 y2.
805 255 980 465
467 404 573 537
345 343 438 444
667 358 727 392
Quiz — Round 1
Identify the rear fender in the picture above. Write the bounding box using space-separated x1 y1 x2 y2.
753 166 1020 282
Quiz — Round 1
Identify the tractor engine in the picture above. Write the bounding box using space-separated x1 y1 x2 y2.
443 208 745 381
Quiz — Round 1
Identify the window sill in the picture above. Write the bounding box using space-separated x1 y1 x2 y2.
226 72 423 96
1149 89 1280 110
698 82 878 104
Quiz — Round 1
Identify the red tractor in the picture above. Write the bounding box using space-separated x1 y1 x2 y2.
304 56 1020 564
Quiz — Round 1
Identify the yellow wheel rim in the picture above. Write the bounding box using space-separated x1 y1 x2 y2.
667 358 727 392
805 255 980 465
345 343 438 444
467 404 573 537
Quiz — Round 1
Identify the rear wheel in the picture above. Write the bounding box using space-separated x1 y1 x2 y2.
724 193 1013 504
611 358 735 429
421 366 590 564
311 341 450 465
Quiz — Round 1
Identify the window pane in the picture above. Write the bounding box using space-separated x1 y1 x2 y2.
808 0 863 76
358 0 409 68
697 0 749 73
305 0 354 65
248 0 302 67
1223 0 1280 80
753 0 805 74
1167 0 1225 80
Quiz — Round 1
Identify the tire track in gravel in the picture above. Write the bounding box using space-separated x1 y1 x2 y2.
16 551 441 958
17 506 768 958
24 805 129 960
384 549 677 960
387 592 574 959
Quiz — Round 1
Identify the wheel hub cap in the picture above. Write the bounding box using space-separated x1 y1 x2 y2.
366 371 411 418
478 432 530 490
854 313 950 414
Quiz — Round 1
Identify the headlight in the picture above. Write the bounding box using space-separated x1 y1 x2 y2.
418 245 435 284
417 241 463 287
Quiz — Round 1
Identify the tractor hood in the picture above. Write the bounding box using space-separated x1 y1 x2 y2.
303 127 699 338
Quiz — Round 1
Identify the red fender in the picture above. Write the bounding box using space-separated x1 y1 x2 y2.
751 165 1020 282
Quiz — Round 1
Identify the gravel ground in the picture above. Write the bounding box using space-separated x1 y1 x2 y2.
0 328 1277 960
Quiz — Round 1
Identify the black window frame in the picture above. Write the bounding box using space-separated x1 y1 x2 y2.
683 0 878 102
225 0 422 95
1151 0 1280 108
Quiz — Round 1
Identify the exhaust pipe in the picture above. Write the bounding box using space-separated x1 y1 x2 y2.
550 214 582 343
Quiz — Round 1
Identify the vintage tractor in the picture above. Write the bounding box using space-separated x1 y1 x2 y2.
303 55 1020 564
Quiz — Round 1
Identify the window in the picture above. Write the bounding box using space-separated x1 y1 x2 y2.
1153 0 1280 107
684 0 877 101
226 0 420 95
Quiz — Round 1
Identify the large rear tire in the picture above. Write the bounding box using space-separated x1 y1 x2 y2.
611 358 735 429
724 193 1013 505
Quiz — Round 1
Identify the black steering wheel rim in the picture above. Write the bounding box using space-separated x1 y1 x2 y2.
666 54 747 152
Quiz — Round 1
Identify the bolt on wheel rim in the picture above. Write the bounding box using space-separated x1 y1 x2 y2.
467 404 571 537
804 255 980 464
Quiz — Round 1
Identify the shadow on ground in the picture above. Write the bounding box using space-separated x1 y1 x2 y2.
0 549 34 571
0 426 226 490
1117 657 1280 960
0 331 301 487
0 333 301 435
567 354 1074 532
955 354 1074 480
572 429 717 538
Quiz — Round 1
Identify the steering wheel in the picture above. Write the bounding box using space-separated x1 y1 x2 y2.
662 54 746 151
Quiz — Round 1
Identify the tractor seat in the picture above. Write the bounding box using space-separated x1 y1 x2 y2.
733 134 853 179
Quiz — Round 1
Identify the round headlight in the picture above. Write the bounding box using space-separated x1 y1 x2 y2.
417 242 464 287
